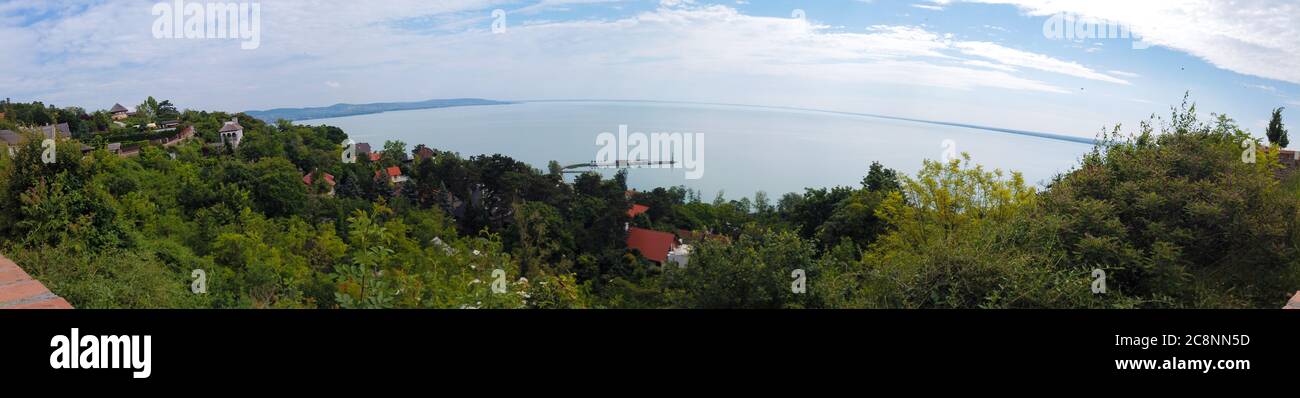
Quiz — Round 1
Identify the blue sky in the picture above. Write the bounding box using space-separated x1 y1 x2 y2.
1 0 1297 139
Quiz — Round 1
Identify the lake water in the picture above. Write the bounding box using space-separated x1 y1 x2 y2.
302 101 1095 199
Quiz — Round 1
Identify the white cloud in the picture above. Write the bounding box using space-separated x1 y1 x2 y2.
5 1 1123 112
4 0 1178 140
1245 84 1278 93
954 41 1130 84
963 59 1019 72
1108 70 1140 78
962 0 1300 84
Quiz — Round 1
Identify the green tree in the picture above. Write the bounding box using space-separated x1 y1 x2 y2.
1034 103 1300 308
862 161 901 192
664 227 818 309
1267 107 1288 148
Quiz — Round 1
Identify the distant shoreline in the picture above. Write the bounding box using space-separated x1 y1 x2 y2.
246 98 515 123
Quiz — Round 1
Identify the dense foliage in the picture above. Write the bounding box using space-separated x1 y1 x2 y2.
0 96 1295 308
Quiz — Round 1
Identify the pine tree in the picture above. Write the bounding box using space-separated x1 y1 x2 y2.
1267 107 1288 148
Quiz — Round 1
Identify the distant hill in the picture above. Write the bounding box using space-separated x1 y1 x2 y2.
245 98 514 122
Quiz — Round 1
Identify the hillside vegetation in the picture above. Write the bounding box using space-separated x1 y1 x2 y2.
0 96 1295 308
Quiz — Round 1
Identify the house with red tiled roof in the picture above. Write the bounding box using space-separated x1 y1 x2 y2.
375 166 408 184
303 171 337 196
415 145 435 161
627 227 677 264
0 255 73 309
628 204 650 218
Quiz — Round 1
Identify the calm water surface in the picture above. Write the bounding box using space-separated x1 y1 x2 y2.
303 101 1095 199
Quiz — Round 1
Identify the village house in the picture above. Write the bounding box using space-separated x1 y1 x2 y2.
1257 145 1300 179
38 123 72 140
117 145 141 157
356 143 372 159
624 202 691 267
667 245 692 267
110 103 131 120
0 130 18 148
303 171 337 197
218 118 244 149
415 145 435 161
626 226 685 266
375 166 408 184
0 122 72 147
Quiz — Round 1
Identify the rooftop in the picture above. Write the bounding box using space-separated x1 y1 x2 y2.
304 171 336 186
0 130 19 146
0 123 72 146
627 227 676 264
38 123 71 139
0 255 73 309
219 119 243 133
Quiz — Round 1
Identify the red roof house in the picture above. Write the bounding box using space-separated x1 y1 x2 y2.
628 204 650 218
303 171 336 186
304 171 337 196
375 166 408 184
415 146 435 161
626 227 677 263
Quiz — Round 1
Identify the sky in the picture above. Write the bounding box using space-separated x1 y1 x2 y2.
1 0 1298 139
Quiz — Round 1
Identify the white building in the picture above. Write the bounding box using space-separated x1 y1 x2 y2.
218 118 244 149
667 244 692 268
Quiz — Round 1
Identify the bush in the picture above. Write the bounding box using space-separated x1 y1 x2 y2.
1033 105 1300 308
10 245 208 309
